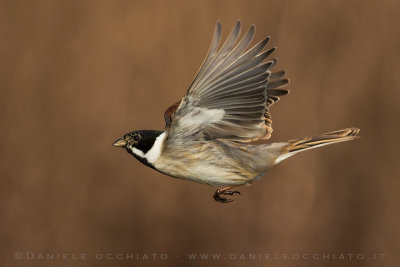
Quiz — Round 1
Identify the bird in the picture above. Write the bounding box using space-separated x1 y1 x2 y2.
112 21 360 203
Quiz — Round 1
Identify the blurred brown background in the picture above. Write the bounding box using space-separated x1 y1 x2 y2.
1 0 399 266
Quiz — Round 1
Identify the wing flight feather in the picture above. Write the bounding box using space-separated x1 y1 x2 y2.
164 21 289 142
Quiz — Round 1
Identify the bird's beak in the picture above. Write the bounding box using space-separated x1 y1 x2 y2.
112 138 127 147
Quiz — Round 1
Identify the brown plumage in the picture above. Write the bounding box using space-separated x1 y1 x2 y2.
287 128 360 153
113 21 360 203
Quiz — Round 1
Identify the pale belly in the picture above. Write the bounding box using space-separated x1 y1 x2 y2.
157 160 256 186
153 141 261 186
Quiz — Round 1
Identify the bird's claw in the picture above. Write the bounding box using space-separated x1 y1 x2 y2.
213 189 241 203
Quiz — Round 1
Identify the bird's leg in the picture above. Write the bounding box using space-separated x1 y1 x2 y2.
213 187 241 203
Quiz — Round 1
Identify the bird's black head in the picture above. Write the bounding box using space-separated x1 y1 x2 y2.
112 130 164 159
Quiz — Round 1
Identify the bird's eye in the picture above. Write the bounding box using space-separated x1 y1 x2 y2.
133 135 139 141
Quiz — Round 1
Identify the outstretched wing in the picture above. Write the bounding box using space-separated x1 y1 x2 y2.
164 21 289 142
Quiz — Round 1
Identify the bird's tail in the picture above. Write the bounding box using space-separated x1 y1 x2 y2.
287 127 360 153
275 128 360 163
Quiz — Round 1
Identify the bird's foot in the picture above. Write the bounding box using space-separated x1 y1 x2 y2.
213 188 241 203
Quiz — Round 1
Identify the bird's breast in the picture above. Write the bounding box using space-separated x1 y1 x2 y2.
153 141 257 186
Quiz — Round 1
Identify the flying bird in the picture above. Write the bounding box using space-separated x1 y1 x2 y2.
113 21 359 203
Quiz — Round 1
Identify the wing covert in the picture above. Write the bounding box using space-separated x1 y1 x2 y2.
164 21 289 142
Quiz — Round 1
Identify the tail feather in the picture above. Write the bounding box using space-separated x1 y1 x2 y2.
288 127 360 153
274 128 360 164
